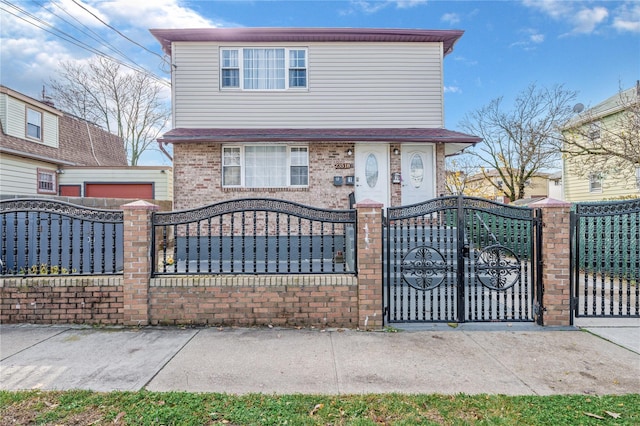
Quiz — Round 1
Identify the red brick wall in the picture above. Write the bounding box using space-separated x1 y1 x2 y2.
0 277 123 324
173 142 357 211
148 275 358 327
533 202 572 326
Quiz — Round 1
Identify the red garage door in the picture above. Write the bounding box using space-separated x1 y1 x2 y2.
85 183 153 199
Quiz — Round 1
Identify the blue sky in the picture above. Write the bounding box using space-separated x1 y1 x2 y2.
1 0 638 165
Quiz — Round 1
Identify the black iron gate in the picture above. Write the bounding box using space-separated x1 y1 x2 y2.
384 196 542 324
570 199 640 320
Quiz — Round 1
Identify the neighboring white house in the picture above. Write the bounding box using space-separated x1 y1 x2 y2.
151 27 480 210
561 85 640 202
547 171 563 200
0 85 173 201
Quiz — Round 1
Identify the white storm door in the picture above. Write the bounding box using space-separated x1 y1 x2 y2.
401 145 435 205
354 144 389 207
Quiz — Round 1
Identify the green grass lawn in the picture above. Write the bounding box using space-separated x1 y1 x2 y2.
1 391 639 425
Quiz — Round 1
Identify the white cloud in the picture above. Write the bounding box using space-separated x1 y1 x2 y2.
345 0 427 14
572 7 609 34
510 28 544 50
58 0 111 28
444 85 461 94
530 33 545 43
612 2 640 33
0 0 216 98
452 56 478 66
394 0 428 9
522 0 610 35
89 0 214 29
441 13 460 25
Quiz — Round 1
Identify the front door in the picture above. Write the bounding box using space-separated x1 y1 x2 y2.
401 144 435 205
354 144 389 207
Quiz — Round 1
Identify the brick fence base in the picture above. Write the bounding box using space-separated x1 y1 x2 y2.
149 275 358 327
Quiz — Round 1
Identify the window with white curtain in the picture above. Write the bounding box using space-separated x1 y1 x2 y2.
222 145 308 188
220 48 307 90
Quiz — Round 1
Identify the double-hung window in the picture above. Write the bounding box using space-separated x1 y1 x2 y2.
589 172 603 193
37 168 56 194
27 107 42 140
222 145 308 188
220 48 307 90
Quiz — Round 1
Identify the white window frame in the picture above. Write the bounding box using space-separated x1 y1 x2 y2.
220 47 308 91
26 107 43 140
587 121 601 141
636 167 640 190
222 145 309 188
589 172 603 193
37 168 57 194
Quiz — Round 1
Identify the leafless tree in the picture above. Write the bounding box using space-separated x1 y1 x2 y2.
444 154 484 196
460 83 577 202
560 83 640 186
49 57 170 165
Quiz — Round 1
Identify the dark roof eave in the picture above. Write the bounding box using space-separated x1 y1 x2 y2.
158 129 481 145
150 27 464 57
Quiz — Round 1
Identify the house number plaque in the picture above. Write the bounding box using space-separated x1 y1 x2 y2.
335 163 353 169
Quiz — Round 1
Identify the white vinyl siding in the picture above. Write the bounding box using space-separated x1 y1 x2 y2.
0 153 56 196
172 41 443 128
1 94 59 148
563 158 640 201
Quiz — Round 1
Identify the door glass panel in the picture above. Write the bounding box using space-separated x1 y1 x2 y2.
365 154 379 188
410 154 424 188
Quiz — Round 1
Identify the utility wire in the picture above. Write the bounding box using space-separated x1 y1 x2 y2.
40 0 139 67
70 0 165 61
0 1 170 86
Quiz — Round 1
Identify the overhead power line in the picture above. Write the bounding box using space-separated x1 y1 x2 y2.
70 0 165 61
0 0 170 86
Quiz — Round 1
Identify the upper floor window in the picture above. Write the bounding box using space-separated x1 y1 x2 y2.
587 122 601 141
37 168 56 194
220 48 307 90
222 145 308 188
27 107 42 140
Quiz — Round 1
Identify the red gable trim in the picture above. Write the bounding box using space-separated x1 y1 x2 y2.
150 28 464 57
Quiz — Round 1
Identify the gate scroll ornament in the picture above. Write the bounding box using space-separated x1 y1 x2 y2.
401 246 448 290
476 245 521 291
401 244 522 292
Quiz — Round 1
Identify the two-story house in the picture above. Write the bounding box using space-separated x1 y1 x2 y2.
0 86 173 201
151 28 480 210
561 84 640 202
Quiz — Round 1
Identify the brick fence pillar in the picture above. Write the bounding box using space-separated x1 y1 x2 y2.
354 199 384 330
530 198 572 326
121 200 159 326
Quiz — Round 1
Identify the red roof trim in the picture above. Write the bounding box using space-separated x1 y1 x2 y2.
150 28 464 57
158 128 481 144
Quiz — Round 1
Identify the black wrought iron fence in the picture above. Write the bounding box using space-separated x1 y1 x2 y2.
152 198 357 275
571 198 640 318
0 199 124 276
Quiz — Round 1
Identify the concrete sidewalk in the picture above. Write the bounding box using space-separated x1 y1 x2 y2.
1 324 638 395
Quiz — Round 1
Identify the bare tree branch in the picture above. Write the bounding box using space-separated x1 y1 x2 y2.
560 84 640 187
49 57 170 165
461 83 577 201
